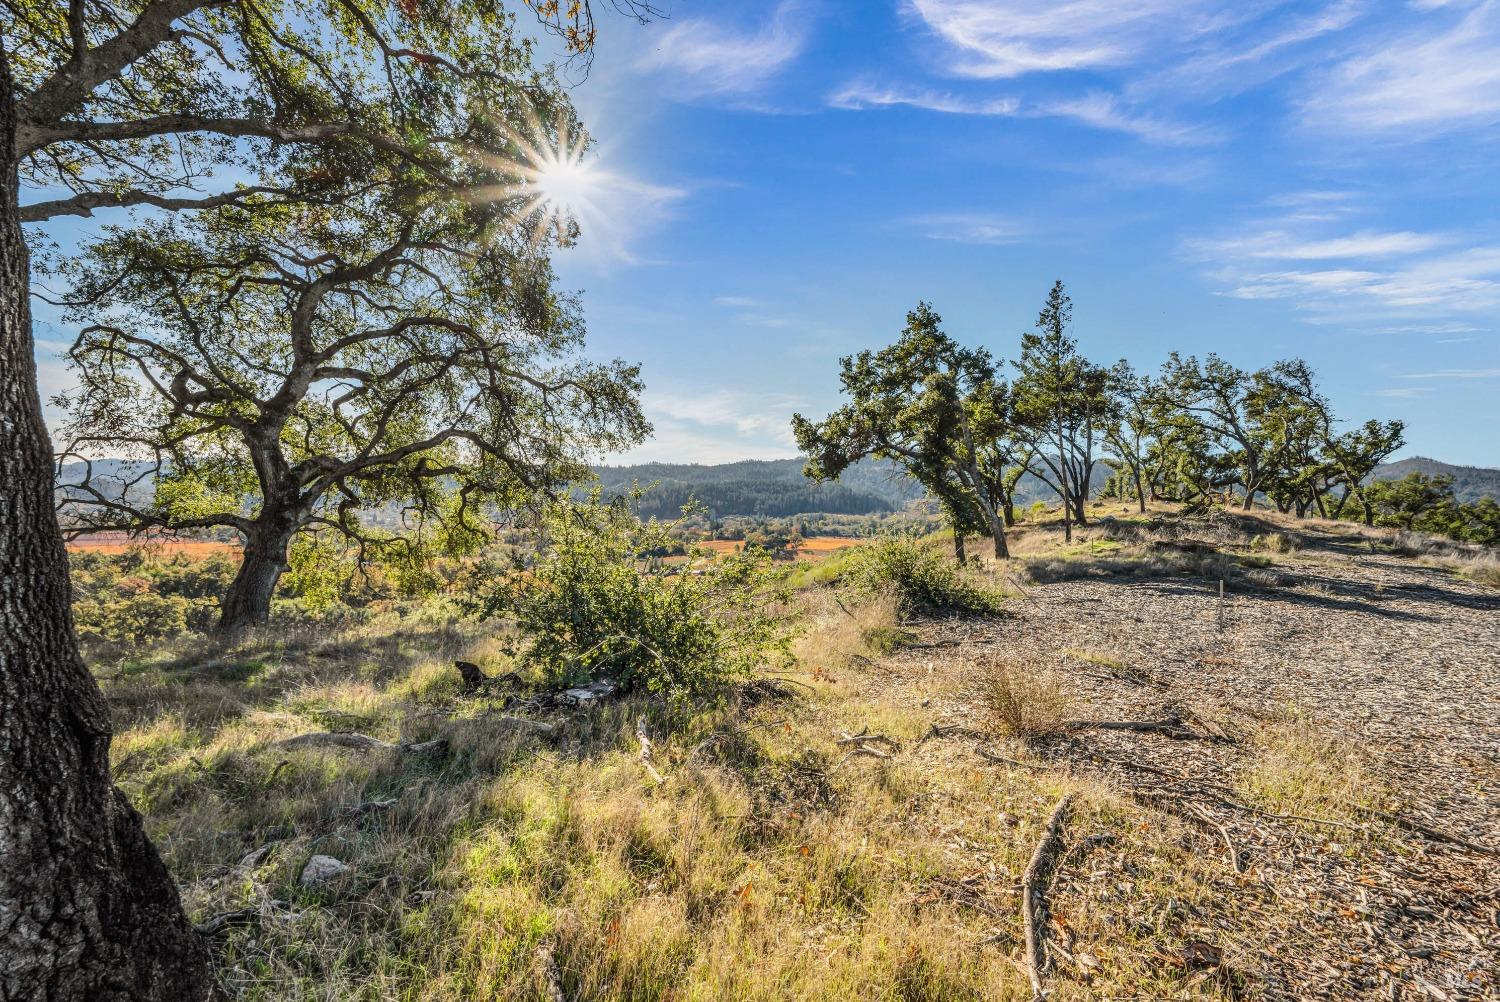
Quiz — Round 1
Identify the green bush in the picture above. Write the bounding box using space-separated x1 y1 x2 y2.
74 592 192 646
474 493 794 703
840 538 1002 615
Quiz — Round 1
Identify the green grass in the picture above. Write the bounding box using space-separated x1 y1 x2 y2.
100 587 1244 1001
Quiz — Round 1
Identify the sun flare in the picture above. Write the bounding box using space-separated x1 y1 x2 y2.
532 144 598 219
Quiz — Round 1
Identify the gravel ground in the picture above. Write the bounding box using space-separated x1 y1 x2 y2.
899 519 1499 1001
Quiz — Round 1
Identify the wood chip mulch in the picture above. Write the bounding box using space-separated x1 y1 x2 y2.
892 524 1498 1001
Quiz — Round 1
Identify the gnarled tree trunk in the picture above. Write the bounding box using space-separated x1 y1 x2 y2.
0 48 212 1001
216 517 297 638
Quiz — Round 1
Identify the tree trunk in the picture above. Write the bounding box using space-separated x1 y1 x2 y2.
217 520 297 637
1055 433 1072 544
951 525 966 564
1133 465 1146 513
986 510 1009 560
0 48 214 1001
1002 496 1015 527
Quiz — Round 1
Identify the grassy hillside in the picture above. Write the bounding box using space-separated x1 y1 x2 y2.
93 506 1500 1000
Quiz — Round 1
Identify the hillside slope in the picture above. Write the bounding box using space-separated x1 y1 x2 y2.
1371 456 1500 503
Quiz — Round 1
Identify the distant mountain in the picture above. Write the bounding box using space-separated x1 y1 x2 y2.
592 456 1116 519
593 457 923 519
1370 456 1500 503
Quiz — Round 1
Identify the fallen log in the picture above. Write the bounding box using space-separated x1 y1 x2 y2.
837 726 901 751
1365 808 1500 857
636 717 664 786
1065 713 1234 743
1021 793 1076 1002
278 731 396 752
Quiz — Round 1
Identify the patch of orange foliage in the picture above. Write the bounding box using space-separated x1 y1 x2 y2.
794 536 861 552
67 532 239 558
693 536 862 560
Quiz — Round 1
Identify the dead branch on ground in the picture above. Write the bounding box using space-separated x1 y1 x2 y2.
636 717 664 786
1021 792 1076 1001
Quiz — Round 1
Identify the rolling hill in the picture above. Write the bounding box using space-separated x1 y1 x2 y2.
1369 456 1500 504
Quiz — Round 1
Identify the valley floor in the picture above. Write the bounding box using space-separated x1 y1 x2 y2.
105 509 1498 1000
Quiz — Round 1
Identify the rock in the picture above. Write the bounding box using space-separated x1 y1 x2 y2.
402 738 448 756
299 854 350 887
562 679 617 705
239 843 275 870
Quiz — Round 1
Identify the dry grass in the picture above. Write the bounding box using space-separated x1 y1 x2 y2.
977 657 1072 740
793 588 904 675
95 580 1248 1001
1237 712 1381 825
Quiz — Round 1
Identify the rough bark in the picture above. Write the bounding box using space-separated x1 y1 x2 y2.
984 510 1009 560
951 526 966 564
0 44 213 1001
215 519 296 637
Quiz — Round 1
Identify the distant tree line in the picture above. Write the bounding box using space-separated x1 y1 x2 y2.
794 282 1437 561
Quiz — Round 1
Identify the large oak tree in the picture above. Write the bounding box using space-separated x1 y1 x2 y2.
0 0 650 995
793 303 1013 559
53 194 646 636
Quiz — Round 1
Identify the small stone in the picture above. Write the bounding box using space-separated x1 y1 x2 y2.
239 844 275 870
563 679 617 705
299 854 349 886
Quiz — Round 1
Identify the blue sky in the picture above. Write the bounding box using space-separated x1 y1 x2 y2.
29 1 1500 467
538 0 1500 466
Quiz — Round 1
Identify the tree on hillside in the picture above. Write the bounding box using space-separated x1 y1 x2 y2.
792 302 1013 559
1267 360 1404 524
1159 353 1292 510
53 198 646 636
1101 360 1163 514
0 1 653 994
1365 472 1455 531
1013 281 1109 541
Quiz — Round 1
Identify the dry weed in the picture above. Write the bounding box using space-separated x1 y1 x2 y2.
978 657 1071 739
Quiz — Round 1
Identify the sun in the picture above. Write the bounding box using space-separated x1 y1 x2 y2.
532 143 598 220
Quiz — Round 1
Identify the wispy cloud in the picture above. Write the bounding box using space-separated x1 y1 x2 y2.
611 387 804 463
1301 1 1500 133
1190 212 1500 322
828 81 1207 144
1190 229 1450 260
907 212 1023 245
1036 92 1220 145
713 295 760 308
904 0 1202 79
1161 1 1367 95
1375 387 1432 397
827 81 1019 115
635 2 810 96
1402 367 1500 378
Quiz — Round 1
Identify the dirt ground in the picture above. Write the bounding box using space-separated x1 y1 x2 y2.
891 515 1499 1000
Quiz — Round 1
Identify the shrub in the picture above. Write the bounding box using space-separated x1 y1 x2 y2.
74 592 192 646
1467 563 1500 588
979 658 1070 739
474 493 794 703
1251 532 1296 554
840 538 1002 615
